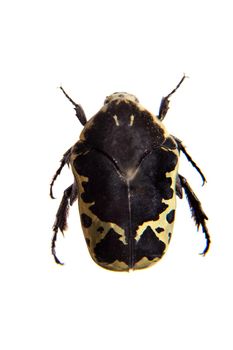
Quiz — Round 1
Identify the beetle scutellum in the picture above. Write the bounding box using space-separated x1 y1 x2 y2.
50 76 210 271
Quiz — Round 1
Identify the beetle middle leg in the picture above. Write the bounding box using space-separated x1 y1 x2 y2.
158 75 186 121
178 174 211 255
50 148 72 199
52 183 78 265
174 137 206 185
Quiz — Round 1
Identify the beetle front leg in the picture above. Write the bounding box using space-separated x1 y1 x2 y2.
158 75 186 121
52 183 78 265
179 174 211 255
60 86 87 126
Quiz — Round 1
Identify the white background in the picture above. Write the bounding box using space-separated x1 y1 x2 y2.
1 0 232 349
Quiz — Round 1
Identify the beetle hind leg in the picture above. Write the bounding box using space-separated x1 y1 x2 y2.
179 174 211 255
52 183 78 265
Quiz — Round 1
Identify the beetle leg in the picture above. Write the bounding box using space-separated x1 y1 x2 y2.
179 174 211 255
60 86 87 126
50 148 72 199
52 183 78 265
174 137 206 185
158 75 186 121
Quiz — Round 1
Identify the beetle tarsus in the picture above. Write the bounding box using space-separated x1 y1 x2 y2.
199 220 211 256
60 86 87 126
50 148 72 198
52 184 78 264
179 175 211 255
158 74 187 121
52 228 64 265
174 137 206 185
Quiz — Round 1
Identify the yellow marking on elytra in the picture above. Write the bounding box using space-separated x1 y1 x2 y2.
129 115 134 126
113 115 120 126
99 260 129 272
133 256 160 270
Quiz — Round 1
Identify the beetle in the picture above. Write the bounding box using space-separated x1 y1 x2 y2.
50 75 210 271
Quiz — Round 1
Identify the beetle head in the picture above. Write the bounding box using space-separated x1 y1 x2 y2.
104 92 139 105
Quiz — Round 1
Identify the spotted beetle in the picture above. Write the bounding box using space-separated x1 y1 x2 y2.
50 76 210 271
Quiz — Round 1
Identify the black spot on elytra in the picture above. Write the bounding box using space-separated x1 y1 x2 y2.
81 213 92 228
168 232 172 243
94 228 129 264
135 226 166 262
156 227 164 233
166 210 175 224
97 226 104 233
